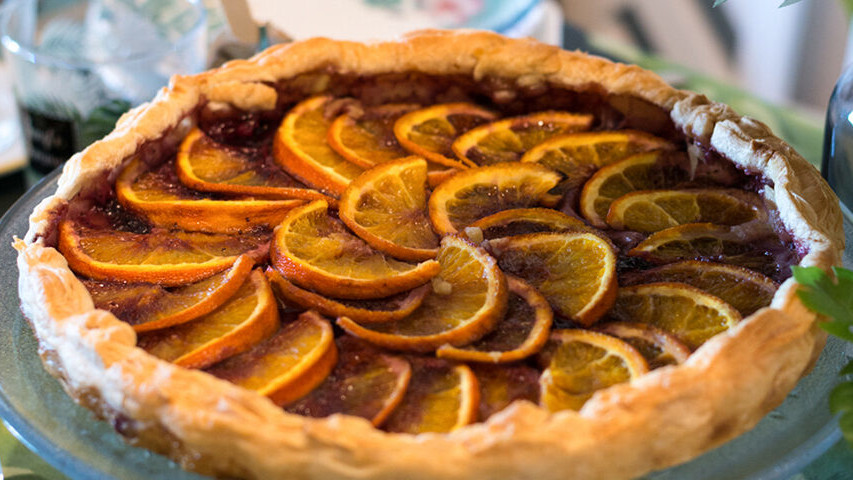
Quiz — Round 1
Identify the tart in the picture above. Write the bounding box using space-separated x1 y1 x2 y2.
14 30 845 479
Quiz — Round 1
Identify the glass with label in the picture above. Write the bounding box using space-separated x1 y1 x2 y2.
0 0 207 175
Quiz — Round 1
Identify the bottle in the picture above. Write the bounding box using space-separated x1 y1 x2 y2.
822 62 853 216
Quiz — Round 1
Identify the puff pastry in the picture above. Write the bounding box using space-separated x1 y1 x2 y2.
14 30 845 479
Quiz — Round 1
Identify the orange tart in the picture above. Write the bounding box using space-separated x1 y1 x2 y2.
14 30 844 480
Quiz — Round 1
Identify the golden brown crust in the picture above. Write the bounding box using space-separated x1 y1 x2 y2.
15 30 845 479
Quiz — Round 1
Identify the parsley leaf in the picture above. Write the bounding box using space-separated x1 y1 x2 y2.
793 266 853 342
793 266 853 445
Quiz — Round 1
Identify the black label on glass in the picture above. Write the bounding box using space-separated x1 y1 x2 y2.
17 104 77 174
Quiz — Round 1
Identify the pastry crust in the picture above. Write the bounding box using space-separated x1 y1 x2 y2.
15 30 845 479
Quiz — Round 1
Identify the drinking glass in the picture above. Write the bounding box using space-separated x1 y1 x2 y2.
0 0 207 175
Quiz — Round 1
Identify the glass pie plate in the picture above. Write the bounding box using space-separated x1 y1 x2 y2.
0 169 850 480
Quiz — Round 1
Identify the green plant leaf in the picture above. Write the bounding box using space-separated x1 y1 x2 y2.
842 359 853 377
712 0 728 6
830 381 853 413
793 266 853 342
778 0 806 6
841 410 853 444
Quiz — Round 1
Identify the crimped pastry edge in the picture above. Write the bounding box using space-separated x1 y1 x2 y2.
15 29 845 480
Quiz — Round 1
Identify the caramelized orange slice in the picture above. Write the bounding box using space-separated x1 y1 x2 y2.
273 95 364 196
266 268 429 324
138 269 280 369
579 151 689 227
606 189 765 232
627 223 780 276
521 130 676 202
116 157 305 234
596 322 691 369
286 336 411 426
327 103 421 168
339 157 439 261
271 200 440 299
436 276 552 363
428 162 561 235
452 111 593 166
337 235 508 352
383 357 479 434
538 329 649 412
466 207 586 242
608 282 742 350
58 220 269 286
620 260 778 316
394 102 498 168
207 310 337 406
176 127 332 202
471 363 540 421
488 231 617 326
87 255 254 332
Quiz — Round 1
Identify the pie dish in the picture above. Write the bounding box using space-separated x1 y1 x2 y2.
13 29 845 480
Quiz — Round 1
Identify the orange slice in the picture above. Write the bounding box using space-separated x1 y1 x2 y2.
176 128 332 202
58 220 269 286
538 329 649 412
488 231 617 326
467 207 586 242
265 267 429 324
436 276 552 363
605 189 765 232
382 357 479 434
428 162 561 235
339 157 439 261
393 102 498 168
607 282 742 350
86 255 254 333
451 111 593 166
286 336 411 427
327 103 421 168
337 235 508 352
270 200 440 299
206 310 337 406
521 130 676 203
137 269 280 369
116 157 306 234
273 95 365 197
471 363 540 421
620 260 778 316
626 223 781 277
579 151 689 227
596 322 691 369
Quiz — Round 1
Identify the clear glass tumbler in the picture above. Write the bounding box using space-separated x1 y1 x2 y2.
0 0 207 175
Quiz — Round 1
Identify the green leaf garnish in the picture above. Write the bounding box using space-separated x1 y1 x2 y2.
793 266 853 342
794 265 853 446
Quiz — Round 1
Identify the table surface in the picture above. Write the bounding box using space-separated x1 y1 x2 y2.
0 18 852 480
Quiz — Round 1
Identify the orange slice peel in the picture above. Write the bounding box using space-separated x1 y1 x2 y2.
339 157 439 261
270 199 440 299
436 275 553 363
337 235 508 352
206 310 337 406
273 95 364 197
428 162 562 235
488 231 617 326
451 111 593 166
538 329 649 412
607 282 742 350
265 267 430 324
138 269 280 369
58 220 269 286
